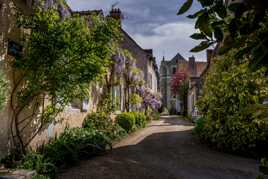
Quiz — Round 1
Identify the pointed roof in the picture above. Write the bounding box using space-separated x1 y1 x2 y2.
170 53 186 62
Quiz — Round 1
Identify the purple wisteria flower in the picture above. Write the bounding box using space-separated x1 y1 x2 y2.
58 3 70 20
137 86 160 111
113 53 125 74
44 0 54 10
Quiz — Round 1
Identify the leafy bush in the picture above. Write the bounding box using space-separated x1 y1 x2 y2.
146 111 160 121
18 112 129 178
153 112 161 121
116 113 136 133
83 112 109 130
32 175 50 179
20 152 56 178
41 128 111 167
193 117 205 135
83 112 126 140
259 158 268 176
197 49 268 157
132 112 147 128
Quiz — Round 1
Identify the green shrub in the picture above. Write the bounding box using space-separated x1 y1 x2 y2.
153 112 160 121
146 111 160 121
197 49 268 157
194 117 205 136
19 126 113 178
32 175 50 179
83 112 110 130
108 124 128 140
116 113 136 132
83 112 126 140
20 152 56 178
41 128 111 167
132 112 147 128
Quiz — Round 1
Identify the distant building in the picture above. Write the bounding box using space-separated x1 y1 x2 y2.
160 53 207 114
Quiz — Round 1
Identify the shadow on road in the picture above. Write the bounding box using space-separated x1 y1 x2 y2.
59 118 259 179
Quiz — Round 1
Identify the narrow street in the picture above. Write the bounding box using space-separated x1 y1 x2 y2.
59 116 259 179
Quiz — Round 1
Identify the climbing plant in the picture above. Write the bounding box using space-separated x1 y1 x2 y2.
0 69 7 111
10 0 120 156
122 50 144 112
171 70 188 116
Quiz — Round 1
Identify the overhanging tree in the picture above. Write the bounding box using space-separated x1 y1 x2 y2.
10 1 121 155
178 0 268 68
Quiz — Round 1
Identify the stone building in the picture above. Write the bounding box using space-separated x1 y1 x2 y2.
0 4 159 158
160 53 207 114
111 8 159 94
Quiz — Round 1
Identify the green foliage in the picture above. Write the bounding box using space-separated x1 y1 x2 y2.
259 158 268 176
116 113 136 133
177 0 193 15
16 9 120 107
0 69 7 111
178 0 268 67
83 112 127 140
83 112 110 130
20 152 56 178
97 94 116 114
41 128 111 167
129 93 142 106
197 49 268 156
131 112 147 128
152 112 161 121
193 117 205 135
11 3 121 154
16 127 111 178
32 175 50 179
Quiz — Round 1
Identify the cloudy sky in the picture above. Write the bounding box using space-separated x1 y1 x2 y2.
66 0 206 65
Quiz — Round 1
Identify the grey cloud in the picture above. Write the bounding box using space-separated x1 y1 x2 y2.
66 0 206 65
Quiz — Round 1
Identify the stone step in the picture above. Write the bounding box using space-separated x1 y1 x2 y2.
0 169 36 179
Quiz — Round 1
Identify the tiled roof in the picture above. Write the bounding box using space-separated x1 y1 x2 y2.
196 62 207 76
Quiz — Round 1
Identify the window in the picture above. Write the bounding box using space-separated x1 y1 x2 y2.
112 86 121 111
70 98 90 112
148 73 153 89
172 67 176 74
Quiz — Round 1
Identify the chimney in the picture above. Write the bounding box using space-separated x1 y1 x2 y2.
188 56 196 76
109 8 122 24
206 49 213 65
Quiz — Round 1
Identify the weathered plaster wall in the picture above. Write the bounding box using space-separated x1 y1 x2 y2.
121 30 149 84
0 0 21 158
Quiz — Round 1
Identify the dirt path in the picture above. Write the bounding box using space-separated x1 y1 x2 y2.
59 116 259 179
